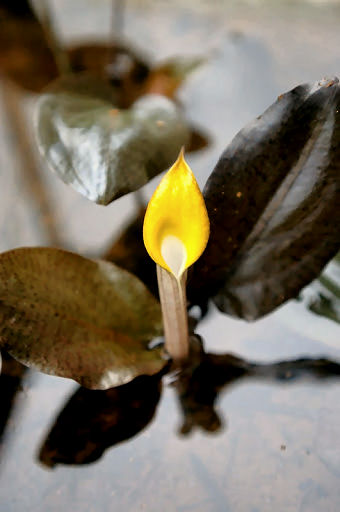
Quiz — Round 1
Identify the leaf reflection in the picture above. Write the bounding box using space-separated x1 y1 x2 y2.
38 349 340 467
174 352 340 435
0 352 27 443
39 374 163 467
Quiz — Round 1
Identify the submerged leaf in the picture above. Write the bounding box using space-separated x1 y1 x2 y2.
190 77 340 319
35 76 190 205
143 150 210 278
0 248 165 389
186 125 210 153
144 55 205 99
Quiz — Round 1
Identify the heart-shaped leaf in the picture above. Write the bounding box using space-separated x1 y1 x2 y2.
35 76 190 205
190 77 340 320
0 247 165 389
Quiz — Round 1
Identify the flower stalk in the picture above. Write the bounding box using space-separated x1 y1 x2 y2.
143 149 209 363
156 266 189 362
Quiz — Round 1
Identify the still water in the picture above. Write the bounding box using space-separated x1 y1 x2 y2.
1 305 340 512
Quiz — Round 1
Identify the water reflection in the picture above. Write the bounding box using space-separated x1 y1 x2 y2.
0 352 27 442
39 374 162 467
174 352 340 435
38 349 340 467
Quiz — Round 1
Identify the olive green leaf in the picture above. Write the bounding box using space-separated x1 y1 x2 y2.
0 247 165 389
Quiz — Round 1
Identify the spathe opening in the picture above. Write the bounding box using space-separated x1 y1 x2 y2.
161 235 187 279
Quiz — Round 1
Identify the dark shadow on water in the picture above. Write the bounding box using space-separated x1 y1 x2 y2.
39 373 162 467
0 352 27 444
38 350 340 468
174 352 340 435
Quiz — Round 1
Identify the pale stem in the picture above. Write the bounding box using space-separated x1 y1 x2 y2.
38 0 71 75
110 0 125 42
133 188 145 210
1 78 64 247
156 265 189 363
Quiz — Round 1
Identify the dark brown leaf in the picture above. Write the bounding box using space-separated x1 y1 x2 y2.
190 77 340 320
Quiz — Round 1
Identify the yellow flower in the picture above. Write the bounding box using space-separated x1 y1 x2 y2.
143 149 210 278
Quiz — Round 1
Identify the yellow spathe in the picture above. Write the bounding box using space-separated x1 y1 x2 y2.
143 149 210 278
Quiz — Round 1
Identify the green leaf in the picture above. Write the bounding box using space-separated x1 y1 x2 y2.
0 247 165 389
35 76 190 205
300 252 340 324
190 77 340 320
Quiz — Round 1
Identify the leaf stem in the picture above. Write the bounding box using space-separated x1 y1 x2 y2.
107 0 125 76
156 265 189 363
38 0 71 75
1 78 64 247
110 0 125 42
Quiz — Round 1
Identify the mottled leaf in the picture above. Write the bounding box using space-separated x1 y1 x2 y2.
35 76 190 205
0 247 165 389
190 77 340 320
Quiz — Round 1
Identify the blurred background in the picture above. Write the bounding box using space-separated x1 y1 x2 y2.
1 0 340 255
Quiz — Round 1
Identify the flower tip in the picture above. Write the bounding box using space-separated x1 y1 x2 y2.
179 145 185 159
143 149 210 276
